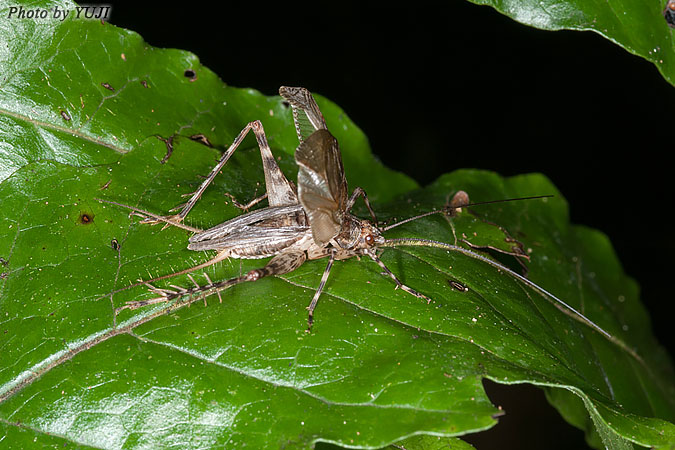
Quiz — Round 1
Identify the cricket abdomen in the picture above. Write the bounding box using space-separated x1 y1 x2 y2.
187 205 312 258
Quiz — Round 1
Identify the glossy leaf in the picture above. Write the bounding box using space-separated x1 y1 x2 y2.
1 1 674 449
466 0 675 86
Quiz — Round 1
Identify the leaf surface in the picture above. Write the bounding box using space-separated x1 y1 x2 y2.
1 1 674 449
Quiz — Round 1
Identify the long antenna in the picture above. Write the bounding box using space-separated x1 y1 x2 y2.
380 195 554 232
381 237 643 364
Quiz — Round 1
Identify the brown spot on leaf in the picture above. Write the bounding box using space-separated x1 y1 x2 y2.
189 134 212 147
79 212 94 225
157 135 175 164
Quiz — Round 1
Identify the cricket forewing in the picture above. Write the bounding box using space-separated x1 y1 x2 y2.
295 129 349 246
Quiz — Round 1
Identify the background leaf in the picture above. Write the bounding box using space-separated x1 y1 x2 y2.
466 0 675 86
1 1 674 449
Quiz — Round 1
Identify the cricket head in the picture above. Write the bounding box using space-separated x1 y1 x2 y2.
358 218 385 249
334 214 385 251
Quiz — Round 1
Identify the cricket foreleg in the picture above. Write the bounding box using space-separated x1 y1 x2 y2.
305 251 335 332
365 250 431 303
346 187 378 225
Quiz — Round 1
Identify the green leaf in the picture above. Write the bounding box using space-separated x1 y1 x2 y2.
388 435 477 450
466 0 675 86
317 434 476 450
1 1 674 449
0 420 99 449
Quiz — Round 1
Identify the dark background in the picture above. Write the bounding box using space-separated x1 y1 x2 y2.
110 3 673 449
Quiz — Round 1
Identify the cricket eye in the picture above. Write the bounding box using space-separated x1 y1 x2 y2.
365 234 374 245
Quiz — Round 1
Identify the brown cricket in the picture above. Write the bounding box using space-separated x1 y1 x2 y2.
98 86 615 340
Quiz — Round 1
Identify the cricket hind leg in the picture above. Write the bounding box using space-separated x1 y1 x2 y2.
117 271 249 314
119 250 308 316
142 120 296 226
244 250 307 281
113 249 232 313
279 86 328 141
